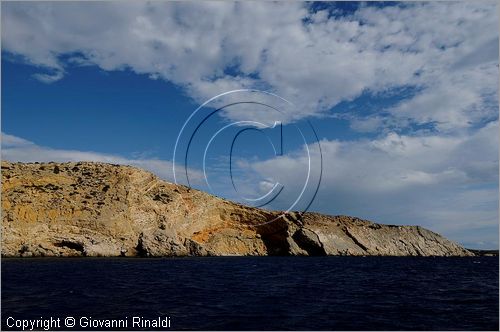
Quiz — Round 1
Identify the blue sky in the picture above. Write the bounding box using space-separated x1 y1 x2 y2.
2 1 498 249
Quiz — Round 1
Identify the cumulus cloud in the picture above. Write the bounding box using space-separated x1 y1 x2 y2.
2 1 497 129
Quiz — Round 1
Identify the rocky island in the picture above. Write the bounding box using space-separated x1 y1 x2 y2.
1 161 473 257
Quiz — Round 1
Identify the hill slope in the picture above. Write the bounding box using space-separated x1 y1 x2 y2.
1 161 473 257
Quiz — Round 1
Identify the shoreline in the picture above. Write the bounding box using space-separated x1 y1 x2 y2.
2 254 496 259
2 161 478 258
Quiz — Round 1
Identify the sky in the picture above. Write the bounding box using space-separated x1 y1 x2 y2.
1 1 498 249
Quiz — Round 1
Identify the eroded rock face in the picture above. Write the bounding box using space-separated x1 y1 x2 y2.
1 161 474 257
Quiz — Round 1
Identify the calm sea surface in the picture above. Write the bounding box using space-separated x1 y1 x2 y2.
2 257 498 330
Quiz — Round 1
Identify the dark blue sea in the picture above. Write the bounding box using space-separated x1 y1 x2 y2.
2 257 498 331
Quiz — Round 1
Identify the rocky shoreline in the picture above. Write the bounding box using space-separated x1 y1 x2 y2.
1 161 474 257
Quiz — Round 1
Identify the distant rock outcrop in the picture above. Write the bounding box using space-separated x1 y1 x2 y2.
1 161 473 257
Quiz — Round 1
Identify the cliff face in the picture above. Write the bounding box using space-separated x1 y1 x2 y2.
1 161 473 257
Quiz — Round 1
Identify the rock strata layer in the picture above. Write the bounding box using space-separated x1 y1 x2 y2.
1 161 473 257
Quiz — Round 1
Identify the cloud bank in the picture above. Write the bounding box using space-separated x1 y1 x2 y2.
2 1 497 128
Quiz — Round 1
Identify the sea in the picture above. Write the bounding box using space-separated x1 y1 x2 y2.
1 257 498 331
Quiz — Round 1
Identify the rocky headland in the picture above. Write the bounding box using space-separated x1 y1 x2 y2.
1 161 473 257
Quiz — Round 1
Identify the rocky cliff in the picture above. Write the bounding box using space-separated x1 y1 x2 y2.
1 161 473 257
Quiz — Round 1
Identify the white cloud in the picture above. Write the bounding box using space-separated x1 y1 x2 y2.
1 133 33 148
386 64 498 132
2 1 497 129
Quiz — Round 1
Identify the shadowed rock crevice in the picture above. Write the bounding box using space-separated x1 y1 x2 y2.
260 233 290 255
135 233 149 257
54 240 85 254
257 218 294 256
292 228 327 256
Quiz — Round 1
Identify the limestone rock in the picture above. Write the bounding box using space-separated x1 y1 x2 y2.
137 229 189 257
1 161 474 257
